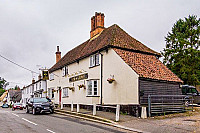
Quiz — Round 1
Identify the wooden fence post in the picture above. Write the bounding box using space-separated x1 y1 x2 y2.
116 104 120 122
71 101 73 112
77 103 80 113
61 102 63 109
148 95 151 117
93 103 96 115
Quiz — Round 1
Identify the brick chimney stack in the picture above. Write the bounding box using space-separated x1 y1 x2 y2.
90 12 105 38
56 46 61 63
38 74 42 80
32 78 35 84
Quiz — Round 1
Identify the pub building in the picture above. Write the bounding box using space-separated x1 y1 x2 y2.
47 12 183 116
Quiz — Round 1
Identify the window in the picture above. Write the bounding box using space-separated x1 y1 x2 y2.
39 82 41 89
62 66 68 77
52 89 54 98
50 73 54 80
90 54 99 67
48 88 55 98
62 88 68 97
87 80 98 96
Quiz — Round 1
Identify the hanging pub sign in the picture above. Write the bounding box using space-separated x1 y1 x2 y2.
42 70 49 80
69 73 88 82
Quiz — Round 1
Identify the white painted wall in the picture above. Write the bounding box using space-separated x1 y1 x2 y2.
47 48 139 105
102 49 139 104
21 80 47 105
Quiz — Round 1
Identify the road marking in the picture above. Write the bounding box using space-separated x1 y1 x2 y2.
46 129 56 133
22 118 37 126
12 113 19 117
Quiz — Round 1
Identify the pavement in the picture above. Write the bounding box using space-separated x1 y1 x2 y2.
55 106 200 133
0 108 133 133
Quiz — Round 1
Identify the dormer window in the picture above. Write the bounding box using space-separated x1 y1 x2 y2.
62 66 68 77
90 54 99 67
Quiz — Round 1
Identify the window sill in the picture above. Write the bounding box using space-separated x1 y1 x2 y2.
49 79 54 81
89 64 100 69
86 95 100 97
62 96 69 98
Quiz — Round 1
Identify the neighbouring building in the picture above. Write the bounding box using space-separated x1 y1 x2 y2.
7 89 22 104
21 75 47 105
47 12 183 115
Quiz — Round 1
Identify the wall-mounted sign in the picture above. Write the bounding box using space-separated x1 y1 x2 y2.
69 73 88 82
42 70 49 80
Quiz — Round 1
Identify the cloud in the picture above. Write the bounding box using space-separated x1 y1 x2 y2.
0 0 199 88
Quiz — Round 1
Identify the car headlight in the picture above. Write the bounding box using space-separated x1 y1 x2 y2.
35 105 42 107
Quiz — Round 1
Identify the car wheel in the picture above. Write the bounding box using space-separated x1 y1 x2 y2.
12 108 14 111
32 107 36 115
26 107 29 113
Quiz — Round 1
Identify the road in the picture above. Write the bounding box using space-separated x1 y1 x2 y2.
0 108 132 133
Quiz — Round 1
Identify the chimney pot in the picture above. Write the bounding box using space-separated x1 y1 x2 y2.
90 12 105 38
32 78 35 84
56 46 61 63
38 74 42 80
57 46 59 52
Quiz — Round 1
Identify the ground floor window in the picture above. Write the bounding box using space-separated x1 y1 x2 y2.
62 87 68 97
87 80 98 96
48 88 54 98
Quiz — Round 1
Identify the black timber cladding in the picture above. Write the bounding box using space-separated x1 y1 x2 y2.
139 78 182 105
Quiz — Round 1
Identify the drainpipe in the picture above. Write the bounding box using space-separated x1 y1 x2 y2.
100 52 103 105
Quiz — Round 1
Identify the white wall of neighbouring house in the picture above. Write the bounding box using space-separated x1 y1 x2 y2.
47 70 62 104
47 48 139 105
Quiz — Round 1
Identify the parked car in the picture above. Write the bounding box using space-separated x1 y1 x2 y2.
26 97 54 115
12 103 23 110
182 85 200 105
1 103 9 108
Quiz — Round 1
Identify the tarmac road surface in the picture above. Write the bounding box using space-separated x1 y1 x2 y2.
0 108 134 133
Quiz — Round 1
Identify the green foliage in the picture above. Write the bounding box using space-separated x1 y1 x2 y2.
0 88 6 96
0 77 9 96
161 15 200 86
14 85 20 90
0 77 9 89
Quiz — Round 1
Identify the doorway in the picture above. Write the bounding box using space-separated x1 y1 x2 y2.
59 87 61 104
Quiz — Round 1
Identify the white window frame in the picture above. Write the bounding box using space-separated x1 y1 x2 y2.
62 67 66 77
62 66 68 77
89 54 100 67
87 80 98 96
50 73 54 80
48 88 55 99
62 87 68 97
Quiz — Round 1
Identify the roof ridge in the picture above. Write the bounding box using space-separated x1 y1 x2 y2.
49 24 160 72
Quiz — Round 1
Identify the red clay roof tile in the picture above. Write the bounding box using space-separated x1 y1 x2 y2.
49 24 160 72
114 48 183 83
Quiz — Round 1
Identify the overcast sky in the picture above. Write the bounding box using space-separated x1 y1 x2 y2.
0 0 199 89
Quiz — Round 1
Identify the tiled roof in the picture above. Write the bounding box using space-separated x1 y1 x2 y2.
49 24 160 72
114 48 183 83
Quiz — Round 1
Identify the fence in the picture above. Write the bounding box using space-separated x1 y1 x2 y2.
148 95 193 117
60 102 120 121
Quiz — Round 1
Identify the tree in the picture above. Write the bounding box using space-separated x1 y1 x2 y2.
0 77 9 96
161 15 200 86
14 85 20 90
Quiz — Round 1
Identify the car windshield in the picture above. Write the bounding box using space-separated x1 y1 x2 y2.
14 103 22 105
33 98 48 103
